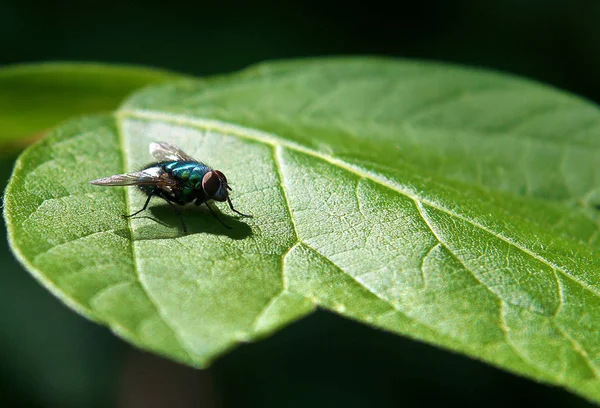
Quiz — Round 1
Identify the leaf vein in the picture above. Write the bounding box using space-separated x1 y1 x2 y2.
553 323 600 380
120 110 600 312
497 301 554 381
116 115 197 363
414 199 504 302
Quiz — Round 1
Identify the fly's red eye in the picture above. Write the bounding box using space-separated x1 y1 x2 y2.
202 171 221 197
214 170 227 183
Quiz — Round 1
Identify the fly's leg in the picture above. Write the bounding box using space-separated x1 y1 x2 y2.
227 197 252 218
122 194 153 218
155 192 188 234
122 190 189 234
203 202 232 229
164 199 188 234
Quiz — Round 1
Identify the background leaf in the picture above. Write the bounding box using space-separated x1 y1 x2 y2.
5 58 600 403
0 62 186 153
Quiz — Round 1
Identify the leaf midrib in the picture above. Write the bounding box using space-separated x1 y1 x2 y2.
115 115 197 362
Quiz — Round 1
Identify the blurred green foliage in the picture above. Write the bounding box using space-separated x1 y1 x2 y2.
0 63 185 149
1 0 599 407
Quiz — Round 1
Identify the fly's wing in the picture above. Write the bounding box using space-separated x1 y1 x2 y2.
150 142 199 163
90 168 177 187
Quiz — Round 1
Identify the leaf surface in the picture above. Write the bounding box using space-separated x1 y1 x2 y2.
5 58 600 402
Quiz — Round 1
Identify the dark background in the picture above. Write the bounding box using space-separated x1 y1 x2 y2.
1 0 599 407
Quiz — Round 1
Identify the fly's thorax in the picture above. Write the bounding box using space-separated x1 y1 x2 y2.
156 161 231 203
161 161 211 201
162 162 209 185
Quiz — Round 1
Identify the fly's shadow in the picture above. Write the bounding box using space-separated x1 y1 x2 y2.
114 204 253 241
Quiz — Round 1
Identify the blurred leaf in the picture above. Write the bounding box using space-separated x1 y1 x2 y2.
4 58 600 403
0 62 187 152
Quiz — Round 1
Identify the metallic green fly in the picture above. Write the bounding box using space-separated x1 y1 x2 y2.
90 142 252 233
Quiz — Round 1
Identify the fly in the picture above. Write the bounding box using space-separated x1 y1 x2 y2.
90 142 252 233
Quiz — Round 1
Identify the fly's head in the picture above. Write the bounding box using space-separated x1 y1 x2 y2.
202 170 231 202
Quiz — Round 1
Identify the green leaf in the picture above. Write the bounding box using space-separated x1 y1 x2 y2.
0 156 120 408
5 58 600 403
0 62 187 151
